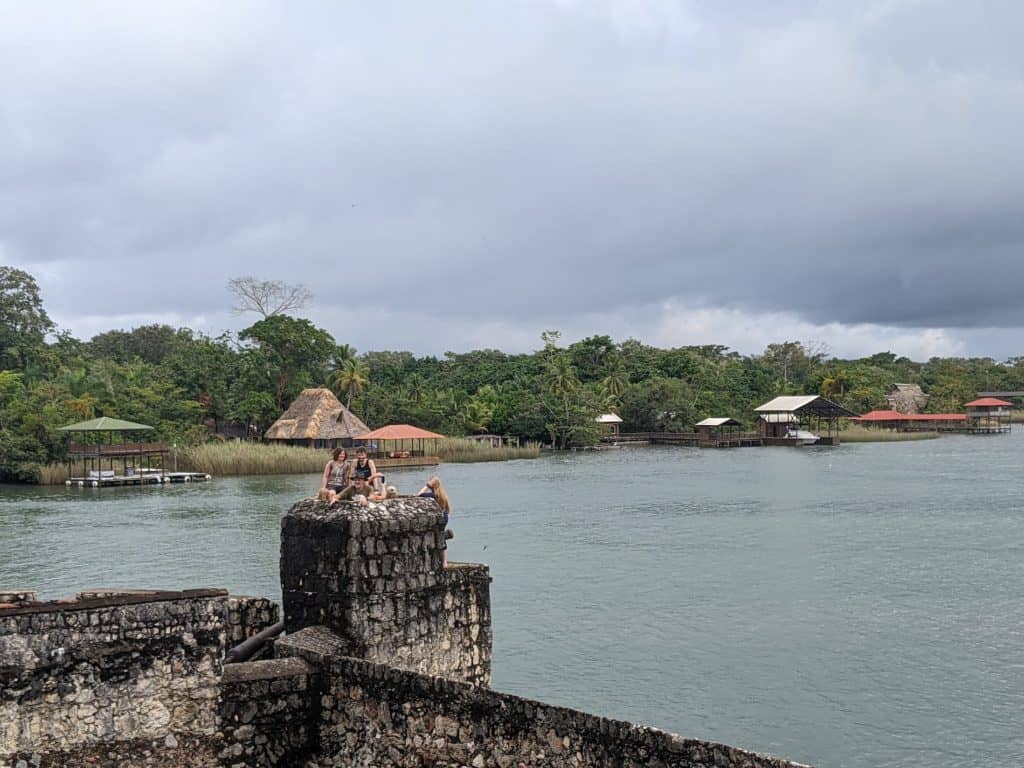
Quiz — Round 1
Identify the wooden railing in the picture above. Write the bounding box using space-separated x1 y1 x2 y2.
67 442 170 456
600 432 701 445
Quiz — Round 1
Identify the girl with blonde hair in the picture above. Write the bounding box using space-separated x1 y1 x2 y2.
418 475 452 565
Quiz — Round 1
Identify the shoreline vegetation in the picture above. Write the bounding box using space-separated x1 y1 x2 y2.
36 439 542 484
4 266 1024 485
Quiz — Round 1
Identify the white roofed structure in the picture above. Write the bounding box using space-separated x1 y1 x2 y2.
754 395 857 445
695 417 742 427
596 412 622 437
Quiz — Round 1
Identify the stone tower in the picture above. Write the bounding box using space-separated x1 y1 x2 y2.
280 495 491 685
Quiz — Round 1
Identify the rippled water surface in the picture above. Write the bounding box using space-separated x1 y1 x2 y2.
3 434 1023 768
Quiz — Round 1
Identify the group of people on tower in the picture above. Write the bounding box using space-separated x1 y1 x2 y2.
318 447 450 519
318 446 453 564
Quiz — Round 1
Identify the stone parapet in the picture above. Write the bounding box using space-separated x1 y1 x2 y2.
312 655 813 768
219 657 318 767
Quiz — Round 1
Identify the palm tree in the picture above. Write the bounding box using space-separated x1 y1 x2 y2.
460 399 492 434
820 368 850 399
336 343 356 363
544 355 578 397
332 358 369 410
600 360 629 403
404 374 426 404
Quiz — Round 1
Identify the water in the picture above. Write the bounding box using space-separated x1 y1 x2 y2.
3 434 1023 768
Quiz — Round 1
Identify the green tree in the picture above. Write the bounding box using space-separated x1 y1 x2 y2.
0 267 53 370
620 377 699 432
230 391 278 438
540 335 601 448
759 341 825 391
239 316 339 410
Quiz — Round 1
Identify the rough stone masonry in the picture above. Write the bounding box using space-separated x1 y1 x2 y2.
280 495 492 686
1 495 813 768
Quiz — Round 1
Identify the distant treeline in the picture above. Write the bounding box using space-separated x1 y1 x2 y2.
2 266 1022 482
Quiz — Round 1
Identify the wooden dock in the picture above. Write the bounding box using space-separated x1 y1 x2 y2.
600 432 763 448
374 455 440 469
66 472 212 488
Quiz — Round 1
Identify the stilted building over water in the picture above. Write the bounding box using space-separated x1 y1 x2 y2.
754 395 859 446
852 410 967 432
695 417 760 447
59 416 210 486
963 397 1013 433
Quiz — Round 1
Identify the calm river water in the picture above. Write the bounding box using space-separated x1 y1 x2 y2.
2 433 1023 768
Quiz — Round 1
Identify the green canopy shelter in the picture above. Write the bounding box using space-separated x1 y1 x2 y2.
60 417 170 486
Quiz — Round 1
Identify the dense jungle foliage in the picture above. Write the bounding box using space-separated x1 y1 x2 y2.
2 266 1023 482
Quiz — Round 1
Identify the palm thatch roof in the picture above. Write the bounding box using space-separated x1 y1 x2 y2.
264 388 370 442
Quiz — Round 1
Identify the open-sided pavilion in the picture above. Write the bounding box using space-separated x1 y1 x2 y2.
355 424 446 468
963 397 1013 433
754 395 859 445
60 416 169 486
694 417 758 447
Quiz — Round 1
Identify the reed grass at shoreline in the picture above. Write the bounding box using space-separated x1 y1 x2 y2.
835 426 939 442
436 438 540 463
179 442 325 476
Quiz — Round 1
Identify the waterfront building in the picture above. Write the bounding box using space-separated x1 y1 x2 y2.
754 395 858 445
885 383 929 414
963 397 1013 433
852 410 967 432
595 412 623 438
353 423 446 467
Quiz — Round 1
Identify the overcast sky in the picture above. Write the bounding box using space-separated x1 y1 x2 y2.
3 1 1023 360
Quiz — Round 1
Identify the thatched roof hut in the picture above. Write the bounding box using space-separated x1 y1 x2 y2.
885 383 929 414
264 388 370 448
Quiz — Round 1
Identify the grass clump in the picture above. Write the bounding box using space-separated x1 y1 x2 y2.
436 438 540 463
179 441 326 476
836 426 939 443
38 463 70 484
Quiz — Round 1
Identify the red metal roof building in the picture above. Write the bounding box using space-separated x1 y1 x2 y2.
963 397 1013 408
355 424 447 466
358 424 446 441
852 410 966 431
963 398 1012 433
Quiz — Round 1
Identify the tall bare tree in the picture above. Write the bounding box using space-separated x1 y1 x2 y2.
228 276 313 318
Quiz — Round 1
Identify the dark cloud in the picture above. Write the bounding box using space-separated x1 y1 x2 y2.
3 0 1024 355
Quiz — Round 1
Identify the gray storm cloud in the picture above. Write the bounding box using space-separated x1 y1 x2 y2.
2 0 1023 346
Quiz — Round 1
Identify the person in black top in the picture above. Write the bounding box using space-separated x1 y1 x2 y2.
351 447 380 493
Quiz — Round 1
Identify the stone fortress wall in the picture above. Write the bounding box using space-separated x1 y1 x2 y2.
0 588 275 767
1 496 812 768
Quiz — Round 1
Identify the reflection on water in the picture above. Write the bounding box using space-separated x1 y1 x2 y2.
3 435 1024 768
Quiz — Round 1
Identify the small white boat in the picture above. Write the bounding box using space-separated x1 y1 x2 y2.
786 426 820 445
